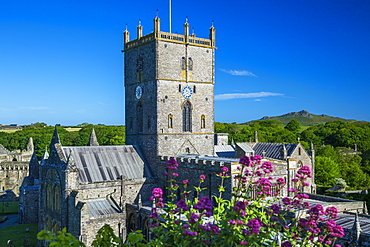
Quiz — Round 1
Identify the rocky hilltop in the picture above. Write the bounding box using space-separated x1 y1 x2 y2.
246 110 356 126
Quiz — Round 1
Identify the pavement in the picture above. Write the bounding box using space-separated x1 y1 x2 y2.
0 214 19 230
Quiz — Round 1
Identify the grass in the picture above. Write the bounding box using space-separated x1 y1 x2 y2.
0 223 38 246
64 127 81 132
0 129 20 133
0 202 19 216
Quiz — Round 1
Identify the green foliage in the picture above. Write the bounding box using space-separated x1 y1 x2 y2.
123 231 146 247
92 224 121 247
285 119 301 132
315 157 341 186
214 120 297 144
37 228 85 247
0 124 125 159
333 178 348 188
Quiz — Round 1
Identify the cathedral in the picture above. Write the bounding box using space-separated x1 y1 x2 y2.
19 16 316 245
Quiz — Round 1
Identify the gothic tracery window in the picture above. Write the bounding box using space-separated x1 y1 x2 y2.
182 101 192 132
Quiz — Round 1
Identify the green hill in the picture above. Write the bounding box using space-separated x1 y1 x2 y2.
244 110 357 126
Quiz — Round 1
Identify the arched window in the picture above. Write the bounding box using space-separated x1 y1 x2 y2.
201 115 206 129
128 117 133 130
128 214 136 233
147 115 151 130
168 114 173 128
46 183 52 208
185 147 190 153
182 101 192 132
136 102 143 133
54 185 60 211
181 57 186 70
188 58 193 71
143 218 152 241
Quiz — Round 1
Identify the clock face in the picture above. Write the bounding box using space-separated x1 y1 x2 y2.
182 85 193 99
135 86 143 99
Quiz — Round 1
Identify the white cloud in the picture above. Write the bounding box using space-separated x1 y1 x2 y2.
220 69 257 77
215 92 283 101
19 106 49 110
254 99 262 102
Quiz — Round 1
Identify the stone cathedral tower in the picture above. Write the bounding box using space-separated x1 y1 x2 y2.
123 17 216 170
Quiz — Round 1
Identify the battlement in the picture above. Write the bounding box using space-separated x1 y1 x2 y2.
123 16 216 51
159 155 236 172
0 162 29 171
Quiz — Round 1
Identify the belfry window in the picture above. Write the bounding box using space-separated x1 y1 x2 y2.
181 57 186 70
168 114 173 128
188 58 193 71
182 101 192 132
136 102 143 133
201 115 206 129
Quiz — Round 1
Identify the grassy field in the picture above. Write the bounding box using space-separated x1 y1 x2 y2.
0 129 20 133
0 223 38 246
64 127 81 132
0 202 19 216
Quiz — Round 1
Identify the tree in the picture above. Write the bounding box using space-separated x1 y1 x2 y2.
285 119 301 132
315 157 341 186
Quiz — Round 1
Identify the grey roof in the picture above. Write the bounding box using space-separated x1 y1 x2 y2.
236 143 255 154
0 144 9 154
214 145 236 158
336 213 370 235
85 199 121 218
62 145 145 183
252 143 297 160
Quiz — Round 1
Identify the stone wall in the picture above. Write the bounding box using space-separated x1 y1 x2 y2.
0 162 29 195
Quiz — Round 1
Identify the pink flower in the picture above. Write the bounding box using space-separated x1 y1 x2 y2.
152 188 163 198
183 179 189 185
240 241 248 245
172 173 179 177
221 166 228 173
199 174 206 181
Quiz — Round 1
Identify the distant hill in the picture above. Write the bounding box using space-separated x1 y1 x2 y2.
244 110 357 126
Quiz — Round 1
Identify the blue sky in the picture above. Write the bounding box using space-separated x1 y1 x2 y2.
1 0 369 126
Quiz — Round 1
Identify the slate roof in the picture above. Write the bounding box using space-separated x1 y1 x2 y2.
214 145 236 158
236 143 255 154
85 198 121 218
62 145 146 183
252 143 297 160
0 144 9 154
336 213 370 236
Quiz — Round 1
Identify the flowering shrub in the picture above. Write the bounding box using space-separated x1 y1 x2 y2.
138 156 345 246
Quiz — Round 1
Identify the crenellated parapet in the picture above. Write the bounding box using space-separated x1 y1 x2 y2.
123 16 216 52
159 155 234 172
0 162 29 171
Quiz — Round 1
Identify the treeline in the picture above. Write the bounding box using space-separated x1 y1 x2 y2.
0 123 125 158
215 119 370 189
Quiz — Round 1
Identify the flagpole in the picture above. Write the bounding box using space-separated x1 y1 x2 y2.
169 0 172 33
